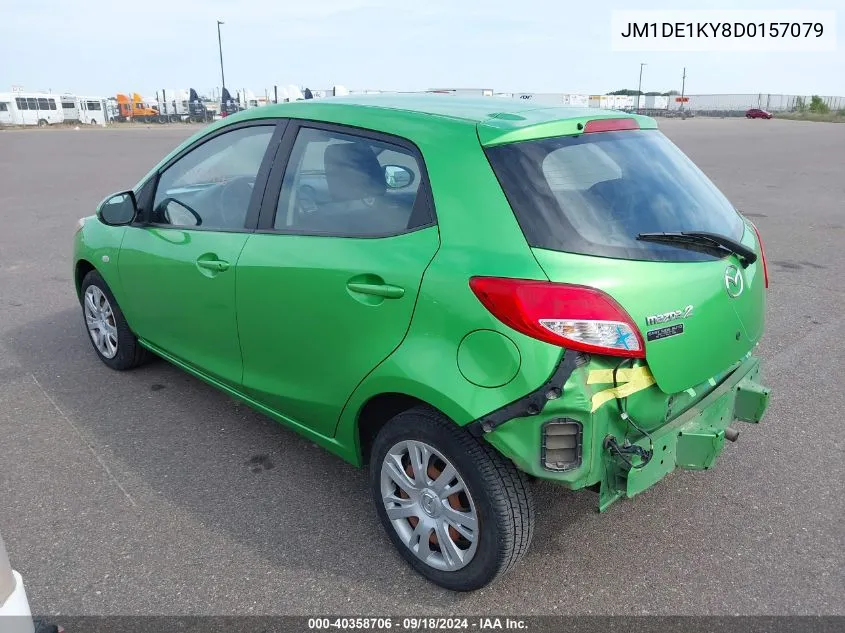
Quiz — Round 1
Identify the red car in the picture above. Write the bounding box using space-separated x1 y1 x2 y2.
746 108 773 119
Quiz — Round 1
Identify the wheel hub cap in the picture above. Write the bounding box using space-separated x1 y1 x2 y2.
380 439 478 572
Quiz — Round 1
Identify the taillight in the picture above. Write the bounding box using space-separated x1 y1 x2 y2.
583 118 640 133
748 221 769 288
469 277 645 358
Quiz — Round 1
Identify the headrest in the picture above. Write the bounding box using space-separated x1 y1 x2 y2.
324 142 385 201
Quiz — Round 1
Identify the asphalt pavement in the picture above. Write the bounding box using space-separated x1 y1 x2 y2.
0 118 842 616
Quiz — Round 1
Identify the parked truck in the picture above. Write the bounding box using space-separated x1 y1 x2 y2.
187 88 214 122
114 93 158 122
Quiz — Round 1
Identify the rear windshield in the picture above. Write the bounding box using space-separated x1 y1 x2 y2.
485 129 745 262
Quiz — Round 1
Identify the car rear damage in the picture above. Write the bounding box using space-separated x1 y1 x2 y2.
473 347 769 511
466 110 771 510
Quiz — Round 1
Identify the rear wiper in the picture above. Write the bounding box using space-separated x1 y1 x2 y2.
636 231 757 267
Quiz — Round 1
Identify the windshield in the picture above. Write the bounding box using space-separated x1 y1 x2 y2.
485 129 745 262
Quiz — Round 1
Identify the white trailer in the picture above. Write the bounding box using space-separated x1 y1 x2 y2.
0 92 64 126
158 89 191 121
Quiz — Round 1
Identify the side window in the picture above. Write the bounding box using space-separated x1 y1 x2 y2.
151 125 275 230
37 98 49 109
0 103 8 112
16 98 26 110
26 98 37 109
48 99 56 110
273 127 429 236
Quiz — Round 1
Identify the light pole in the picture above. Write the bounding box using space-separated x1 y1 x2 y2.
637 62 646 112
217 20 226 92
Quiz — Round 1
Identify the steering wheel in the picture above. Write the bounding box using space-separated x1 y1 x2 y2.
216 175 256 226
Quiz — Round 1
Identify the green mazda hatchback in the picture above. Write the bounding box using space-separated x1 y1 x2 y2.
73 95 770 591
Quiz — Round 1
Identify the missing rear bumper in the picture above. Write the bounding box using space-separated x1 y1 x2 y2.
599 355 770 512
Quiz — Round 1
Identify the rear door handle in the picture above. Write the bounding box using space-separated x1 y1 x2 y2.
196 259 230 272
346 282 405 299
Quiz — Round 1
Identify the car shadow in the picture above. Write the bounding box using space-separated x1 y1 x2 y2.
7 308 597 605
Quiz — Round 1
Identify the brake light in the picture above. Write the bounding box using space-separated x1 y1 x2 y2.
748 221 769 288
583 118 640 134
469 277 645 358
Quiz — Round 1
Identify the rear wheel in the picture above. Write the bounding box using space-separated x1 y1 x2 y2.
37 119 47 127
370 406 534 591
80 270 148 370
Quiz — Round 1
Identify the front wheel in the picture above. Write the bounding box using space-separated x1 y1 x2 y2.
80 270 148 370
370 406 534 591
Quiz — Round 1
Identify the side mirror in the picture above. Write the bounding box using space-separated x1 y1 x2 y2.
97 191 138 226
384 165 415 190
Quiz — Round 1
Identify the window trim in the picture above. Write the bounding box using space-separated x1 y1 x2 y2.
133 118 288 234
255 118 438 239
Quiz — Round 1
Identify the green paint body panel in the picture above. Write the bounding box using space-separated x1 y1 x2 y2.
72 95 770 511
235 228 440 438
118 227 249 388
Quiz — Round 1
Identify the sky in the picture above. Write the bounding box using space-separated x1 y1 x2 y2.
1 0 843 98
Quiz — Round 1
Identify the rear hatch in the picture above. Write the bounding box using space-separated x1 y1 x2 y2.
484 123 766 394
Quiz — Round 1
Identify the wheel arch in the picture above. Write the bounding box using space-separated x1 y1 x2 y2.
356 393 443 466
74 258 97 300
338 380 476 467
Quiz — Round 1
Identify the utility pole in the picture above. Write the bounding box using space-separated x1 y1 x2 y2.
217 20 226 92
637 63 647 112
680 67 686 112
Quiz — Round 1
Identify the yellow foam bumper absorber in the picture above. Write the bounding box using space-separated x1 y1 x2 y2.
587 365 656 413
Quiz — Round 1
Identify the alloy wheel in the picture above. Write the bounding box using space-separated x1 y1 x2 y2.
84 286 118 359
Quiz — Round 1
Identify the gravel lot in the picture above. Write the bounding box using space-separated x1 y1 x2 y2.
0 118 842 616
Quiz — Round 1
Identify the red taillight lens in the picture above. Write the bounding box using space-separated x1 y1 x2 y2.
748 221 769 288
469 277 645 358
583 118 640 134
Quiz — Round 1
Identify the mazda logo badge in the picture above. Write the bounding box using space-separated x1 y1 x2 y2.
725 265 744 298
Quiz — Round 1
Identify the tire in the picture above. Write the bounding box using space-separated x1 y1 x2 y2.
38 119 47 127
370 406 534 591
90 118 97 125
80 270 148 370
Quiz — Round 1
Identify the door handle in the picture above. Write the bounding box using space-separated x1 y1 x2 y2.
346 281 405 299
196 258 230 272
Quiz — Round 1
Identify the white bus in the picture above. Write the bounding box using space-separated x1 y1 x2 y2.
0 92 64 126
55 95 108 126
59 94 80 123
77 96 108 126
